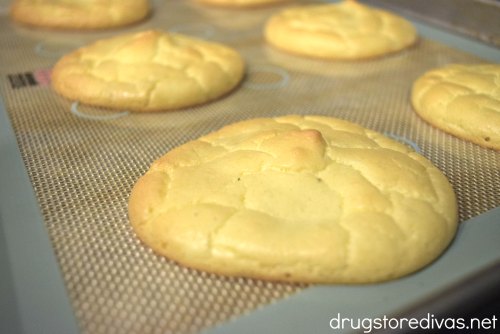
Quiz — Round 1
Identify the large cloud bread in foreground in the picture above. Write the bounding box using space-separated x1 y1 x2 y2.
129 115 458 284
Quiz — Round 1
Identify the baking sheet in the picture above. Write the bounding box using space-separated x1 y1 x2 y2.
0 0 499 333
362 0 500 47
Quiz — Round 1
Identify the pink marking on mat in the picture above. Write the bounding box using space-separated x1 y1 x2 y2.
33 69 52 86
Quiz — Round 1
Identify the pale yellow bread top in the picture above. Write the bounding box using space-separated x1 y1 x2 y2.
195 0 289 7
51 30 245 112
265 0 417 59
10 0 150 30
412 64 500 150
129 115 458 284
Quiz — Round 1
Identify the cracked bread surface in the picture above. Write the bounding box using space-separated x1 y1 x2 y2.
10 0 150 30
411 64 500 150
195 0 289 7
51 30 245 112
128 115 458 283
264 0 417 60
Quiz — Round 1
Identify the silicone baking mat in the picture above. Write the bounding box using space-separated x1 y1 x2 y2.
0 1 499 333
363 0 500 46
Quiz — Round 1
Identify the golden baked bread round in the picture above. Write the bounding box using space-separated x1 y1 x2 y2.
10 0 150 30
412 64 500 150
195 0 289 8
51 30 245 112
264 0 417 59
129 115 458 283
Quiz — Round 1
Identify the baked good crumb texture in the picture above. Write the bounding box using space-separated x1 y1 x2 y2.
412 64 500 150
129 115 458 284
51 30 245 112
265 0 417 59
10 0 151 29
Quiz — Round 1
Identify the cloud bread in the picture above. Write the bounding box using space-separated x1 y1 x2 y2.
264 0 417 60
129 115 458 283
10 0 150 30
411 64 500 150
195 0 289 7
51 30 245 112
